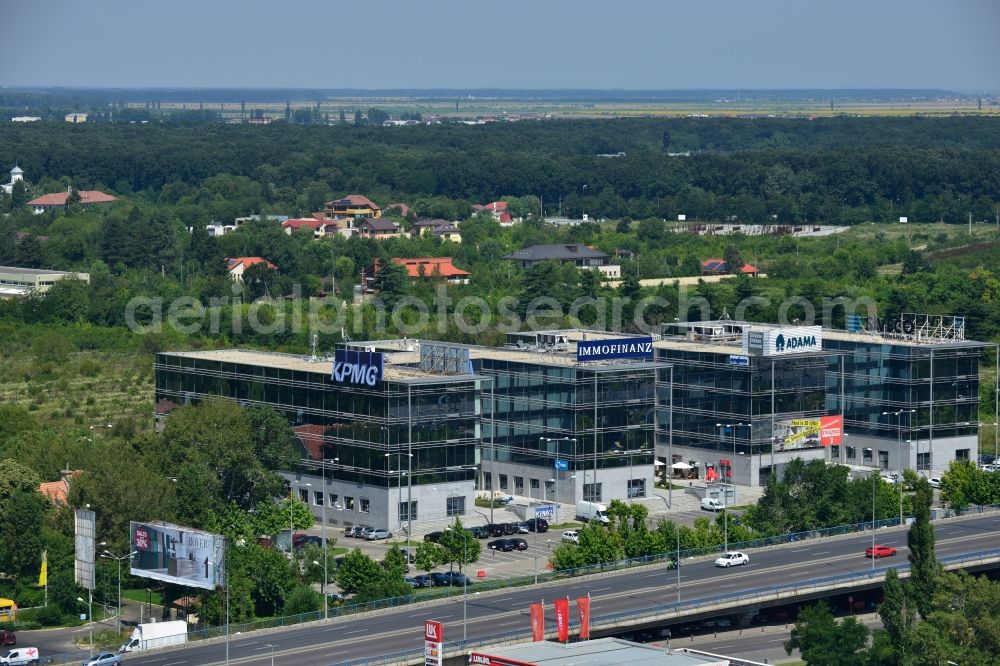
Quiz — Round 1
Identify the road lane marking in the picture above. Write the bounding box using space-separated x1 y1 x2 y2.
162 662 187 666
592 586 613 593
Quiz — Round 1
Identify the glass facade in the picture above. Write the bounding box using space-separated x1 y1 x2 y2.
655 346 828 457
154 352 481 487
825 337 983 441
475 356 657 477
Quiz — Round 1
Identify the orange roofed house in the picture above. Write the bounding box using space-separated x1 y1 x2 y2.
28 187 116 214
701 259 760 276
324 194 382 220
39 470 82 505
366 257 470 291
226 256 277 282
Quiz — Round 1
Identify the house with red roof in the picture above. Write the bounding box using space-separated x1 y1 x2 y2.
226 256 277 281
324 194 382 220
701 259 760 276
472 201 517 226
39 470 82 505
28 187 116 214
365 257 470 291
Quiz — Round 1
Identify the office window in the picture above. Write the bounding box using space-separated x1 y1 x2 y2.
345 496 355 511
878 451 889 470
499 474 509 491
583 483 602 502
298 489 309 503
917 452 930 470
956 449 970 461
530 478 540 491
446 496 466 517
360 498 370 514
399 500 417 523
514 476 524 495
846 446 856 460
329 493 340 509
314 491 324 506
628 479 646 499
862 449 873 464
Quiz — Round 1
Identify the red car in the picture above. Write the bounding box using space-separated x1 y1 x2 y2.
0 629 14 646
866 544 897 558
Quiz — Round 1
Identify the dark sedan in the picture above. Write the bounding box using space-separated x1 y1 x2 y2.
508 537 528 551
525 518 549 533
488 538 514 552
430 572 452 587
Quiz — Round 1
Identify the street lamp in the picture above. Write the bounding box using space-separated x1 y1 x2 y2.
717 423 749 553
540 437 576 520
264 643 275 666
76 595 93 656
100 546 137 632
883 409 914 526
866 461 877 573
386 452 414 549
321 457 339 620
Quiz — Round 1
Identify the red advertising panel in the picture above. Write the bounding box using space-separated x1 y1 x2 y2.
554 597 569 642
424 619 443 642
820 415 843 446
529 602 545 641
576 596 591 640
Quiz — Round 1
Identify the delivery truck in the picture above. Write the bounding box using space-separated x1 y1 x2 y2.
575 501 610 524
120 620 188 653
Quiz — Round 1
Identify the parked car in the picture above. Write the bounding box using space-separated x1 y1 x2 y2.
562 530 580 544
326 592 345 603
366 528 392 541
410 574 431 588
880 473 899 484
82 654 121 666
404 576 423 588
488 524 506 538
0 631 13 647
928 477 942 489
513 522 530 534
430 572 452 587
866 544 897 558
508 537 528 551
1 647 38 665
424 531 444 543
450 572 472 587
525 518 549 533
469 526 490 539
488 539 514 552
714 551 750 568
359 527 378 539
501 522 519 536
293 535 323 549
399 548 416 563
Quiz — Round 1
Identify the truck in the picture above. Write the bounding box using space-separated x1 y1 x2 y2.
575 501 609 524
0 647 39 665
119 620 188 653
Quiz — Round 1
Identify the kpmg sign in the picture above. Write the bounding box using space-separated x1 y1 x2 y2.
576 336 653 362
742 326 822 357
332 348 384 386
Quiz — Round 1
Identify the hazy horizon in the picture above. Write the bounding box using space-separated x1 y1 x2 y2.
2 1 998 92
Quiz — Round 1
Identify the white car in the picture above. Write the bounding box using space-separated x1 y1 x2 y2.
928 477 942 489
714 551 749 568
366 528 392 541
880 473 899 484
561 530 580 544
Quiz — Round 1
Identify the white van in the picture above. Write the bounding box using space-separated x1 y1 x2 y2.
701 497 725 512
575 501 610 524
0 647 39 665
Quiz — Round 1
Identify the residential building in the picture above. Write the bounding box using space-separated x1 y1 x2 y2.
410 219 462 243
65 113 88 123
356 217 401 240
472 201 516 225
225 256 277 282
392 257 470 284
0 266 91 298
282 217 337 238
234 214 289 227
38 470 82 506
387 203 411 218
27 187 116 214
11 116 41 123
701 258 760 276
324 194 382 220
1 165 23 195
503 244 621 279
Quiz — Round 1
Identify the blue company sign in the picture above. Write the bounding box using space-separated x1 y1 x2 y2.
554 459 569 471
729 355 750 367
576 336 653 362
331 348 384 387
534 505 555 519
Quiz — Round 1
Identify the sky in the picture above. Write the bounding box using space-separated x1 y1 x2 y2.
2 0 998 91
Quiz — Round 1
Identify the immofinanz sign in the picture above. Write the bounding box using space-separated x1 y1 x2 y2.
331 348 384 386
742 326 822 357
576 336 653 362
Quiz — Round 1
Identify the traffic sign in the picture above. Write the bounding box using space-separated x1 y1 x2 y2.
554 459 569 471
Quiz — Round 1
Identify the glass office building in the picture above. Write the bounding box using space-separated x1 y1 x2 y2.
155 348 484 530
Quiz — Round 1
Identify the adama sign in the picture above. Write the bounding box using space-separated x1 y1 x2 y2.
331 348 383 386
576 336 653 362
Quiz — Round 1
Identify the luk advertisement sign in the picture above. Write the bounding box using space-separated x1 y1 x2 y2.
332 348 384 387
576 336 653 362
423 620 443 666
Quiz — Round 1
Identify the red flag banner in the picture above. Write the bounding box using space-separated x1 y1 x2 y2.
529 603 544 641
576 596 591 640
554 597 569 642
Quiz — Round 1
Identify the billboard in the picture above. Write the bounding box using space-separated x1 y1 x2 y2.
74 509 96 590
742 326 822 357
423 620 443 666
331 348 383 387
130 521 226 590
576 336 653 362
774 415 843 452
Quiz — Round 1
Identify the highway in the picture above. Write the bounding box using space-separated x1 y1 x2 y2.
75 512 1000 665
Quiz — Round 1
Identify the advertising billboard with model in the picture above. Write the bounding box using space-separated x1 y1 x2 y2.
130 521 225 590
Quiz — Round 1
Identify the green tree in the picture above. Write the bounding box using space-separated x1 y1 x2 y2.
381 545 408 582
877 567 916 664
336 548 382 595
373 260 409 309
414 540 447 573
0 489 49 579
283 584 322 615
438 518 480 572
784 601 870 666
723 246 744 274
246 406 298 471
907 476 941 620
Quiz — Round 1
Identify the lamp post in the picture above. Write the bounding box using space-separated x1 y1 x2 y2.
653 495 681 606
540 437 576 520
386 452 413 547
99 546 137 632
883 409 913 525
321 457 338 620
265 643 275 666
868 463 877 573
716 423 749 552
76 594 93 656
